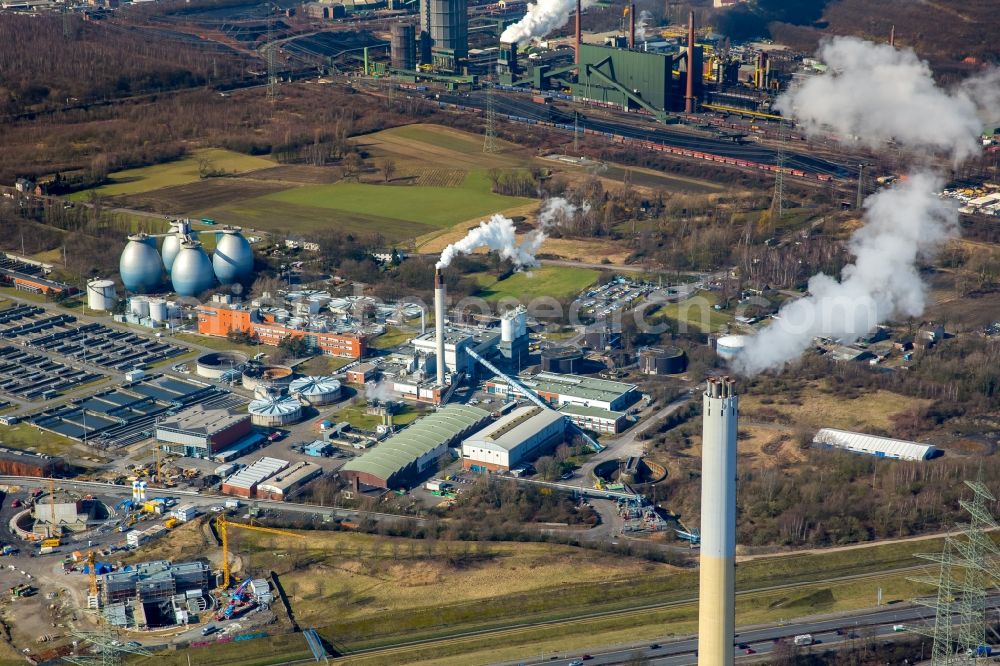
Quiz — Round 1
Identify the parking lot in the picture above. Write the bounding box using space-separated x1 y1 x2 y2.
0 345 103 400
576 278 661 320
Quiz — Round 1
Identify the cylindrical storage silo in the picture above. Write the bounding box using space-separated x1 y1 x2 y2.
289 376 342 406
248 396 302 427
129 297 150 318
501 316 514 342
196 351 250 379
148 298 168 322
715 335 747 361
639 346 688 375
171 240 216 297
86 279 117 311
429 0 468 59
540 347 583 374
119 234 162 294
212 229 254 285
391 24 416 70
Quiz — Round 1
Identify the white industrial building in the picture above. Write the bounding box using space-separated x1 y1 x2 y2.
484 371 640 413
461 406 565 472
812 428 938 461
557 403 629 434
411 328 499 380
221 457 290 498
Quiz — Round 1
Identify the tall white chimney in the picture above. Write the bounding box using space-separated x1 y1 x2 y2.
435 268 446 386
698 376 738 666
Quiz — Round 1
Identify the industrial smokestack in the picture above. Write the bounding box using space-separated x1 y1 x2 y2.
684 10 696 113
574 0 581 65
698 376 738 666
628 3 635 49
889 24 895 47
434 268 446 386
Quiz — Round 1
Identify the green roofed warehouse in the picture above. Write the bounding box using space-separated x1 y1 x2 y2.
339 404 490 489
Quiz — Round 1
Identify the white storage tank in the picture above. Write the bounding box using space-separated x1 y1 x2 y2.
86 279 117 311
148 298 168 322
715 335 748 361
289 376 342 406
248 396 302 427
129 297 150 318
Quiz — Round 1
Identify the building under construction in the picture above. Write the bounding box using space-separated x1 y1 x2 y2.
101 559 212 629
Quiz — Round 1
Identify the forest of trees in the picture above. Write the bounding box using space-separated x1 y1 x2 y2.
0 15 247 115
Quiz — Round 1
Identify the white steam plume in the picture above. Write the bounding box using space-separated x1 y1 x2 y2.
436 214 544 269
537 196 590 227
735 174 958 375
735 38 996 375
364 380 393 403
501 0 594 45
634 10 653 42
774 37 985 162
436 198 588 270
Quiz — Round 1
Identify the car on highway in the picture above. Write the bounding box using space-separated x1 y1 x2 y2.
744 648 755 654
568 661 584 666
649 643 661 650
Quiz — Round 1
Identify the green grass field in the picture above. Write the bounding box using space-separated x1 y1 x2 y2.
475 266 601 302
389 125 485 154
192 170 530 242
334 402 428 431
257 173 527 228
658 290 734 333
0 423 77 456
69 149 274 199
369 326 417 350
173 332 264 358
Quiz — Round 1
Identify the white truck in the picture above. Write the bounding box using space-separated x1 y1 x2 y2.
793 634 813 646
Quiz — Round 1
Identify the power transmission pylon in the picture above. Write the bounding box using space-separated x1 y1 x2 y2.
266 5 278 103
769 124 785 229
483 83 499 154
856 162 867 209
64 622 152 666
573 111 580 154
62 2 71 39
910 470 1000 664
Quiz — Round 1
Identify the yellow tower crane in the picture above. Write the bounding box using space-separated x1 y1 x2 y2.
87 550 98 598
215 514 305 590
48 476 56 534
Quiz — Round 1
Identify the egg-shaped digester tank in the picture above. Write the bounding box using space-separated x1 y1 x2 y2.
171 240 216 297
212 229 254 285
119 234 163 294
161 219 192 273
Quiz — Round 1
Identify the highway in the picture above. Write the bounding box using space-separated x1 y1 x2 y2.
506 595 1000 666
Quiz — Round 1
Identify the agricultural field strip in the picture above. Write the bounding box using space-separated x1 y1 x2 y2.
330 559 931 655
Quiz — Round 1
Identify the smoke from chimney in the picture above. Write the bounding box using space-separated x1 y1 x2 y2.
735 38 999 375
501 0 594 46
435 197 587 270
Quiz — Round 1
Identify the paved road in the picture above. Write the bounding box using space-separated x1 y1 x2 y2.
0 475 421 528
506 595 1000 666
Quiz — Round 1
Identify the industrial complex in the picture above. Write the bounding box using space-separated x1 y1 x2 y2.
0 0 997 663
